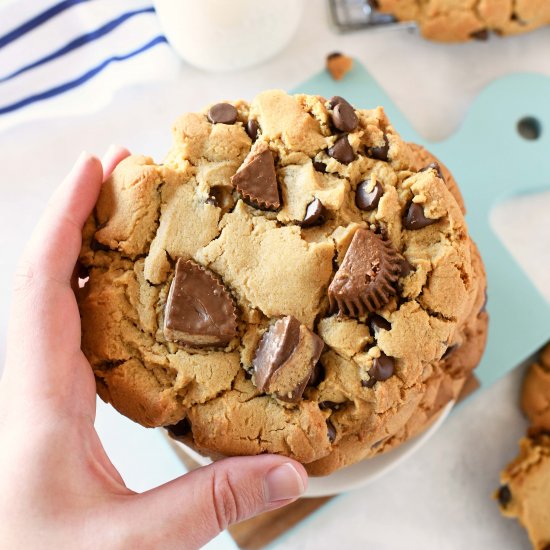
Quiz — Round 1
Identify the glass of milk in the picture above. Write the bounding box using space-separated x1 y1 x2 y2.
154 0 305 72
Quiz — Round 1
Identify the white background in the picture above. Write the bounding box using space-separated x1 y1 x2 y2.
1 1 550 548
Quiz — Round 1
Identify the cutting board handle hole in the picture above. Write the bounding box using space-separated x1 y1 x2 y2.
517 117 542 141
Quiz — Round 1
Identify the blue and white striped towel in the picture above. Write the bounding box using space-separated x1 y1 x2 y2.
0 0 180 132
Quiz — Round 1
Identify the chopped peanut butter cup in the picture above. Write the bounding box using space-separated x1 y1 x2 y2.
231 144 280 210
164 259 238 347
328 228 400 317
253 316 324 403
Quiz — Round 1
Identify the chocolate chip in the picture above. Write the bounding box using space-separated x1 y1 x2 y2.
313 161 327 173
403 203 439 230
246 119 260 140
356 180 383 211
471 29 489 41
443 344 458 359
207 103 238 125
420 162 445 182
253 316 324 403
300 198 326 228
511 12 528 25
231 147 280 210
332 101 358 133
362 378 377 388
480 290 488 313
308 361 325 387
367 0 379 8
328 228 400 317
166 417 191 438
371 437 387 449
327 420 337 443
497 485 511 507
398 256 412 277
369 314 391 334
328 135 355 164
368 136 389 161
367 352 395 385
327 52 342 61
164 259 238 347
328 95 348 109
76 261 89 280
319 401 342 411
205 186 234 214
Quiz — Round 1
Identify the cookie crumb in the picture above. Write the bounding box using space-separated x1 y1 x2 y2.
326 52 353 81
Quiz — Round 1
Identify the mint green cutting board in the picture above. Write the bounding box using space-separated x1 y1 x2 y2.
293 62 550 389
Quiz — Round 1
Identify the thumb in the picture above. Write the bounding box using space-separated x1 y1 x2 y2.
124 455 308 549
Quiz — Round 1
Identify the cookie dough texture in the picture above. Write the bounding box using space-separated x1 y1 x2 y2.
79 90 487 475
376 0 550 42
498 433 550 550
522 344 550 432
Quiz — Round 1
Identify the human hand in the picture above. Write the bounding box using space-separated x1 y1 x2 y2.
0 147 307 549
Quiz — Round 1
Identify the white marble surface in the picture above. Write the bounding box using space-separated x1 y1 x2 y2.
1 2 550 548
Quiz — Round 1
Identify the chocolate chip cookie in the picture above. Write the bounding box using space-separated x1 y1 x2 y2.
374 0 550 42
497 432 550 550
78 90 488 475
522 343 550 432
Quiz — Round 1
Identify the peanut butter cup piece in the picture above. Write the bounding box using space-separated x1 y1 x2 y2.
231 145 280 210
164 259 238 347
253 316 324 403
328 228 400 317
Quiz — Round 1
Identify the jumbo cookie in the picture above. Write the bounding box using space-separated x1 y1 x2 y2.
78 90 488 475
373 0 550 42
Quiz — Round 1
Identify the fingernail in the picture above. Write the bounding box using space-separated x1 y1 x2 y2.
74 150 91 168
104 143 118 156
264 463 306 503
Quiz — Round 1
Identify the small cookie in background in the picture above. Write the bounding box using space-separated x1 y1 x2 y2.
374 0 550 43
496 431 550 550
326 52 353 80
522 343 550 431
496 343 550 549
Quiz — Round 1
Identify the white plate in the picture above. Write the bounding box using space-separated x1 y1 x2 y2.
171 401 454 498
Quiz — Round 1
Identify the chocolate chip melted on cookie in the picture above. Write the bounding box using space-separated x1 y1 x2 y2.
363 352 395 388
253 316 324 402
329 228 400 317
164 259 237 347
